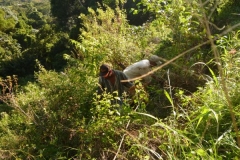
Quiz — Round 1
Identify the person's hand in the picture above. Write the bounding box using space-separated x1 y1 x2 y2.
128 86 135 96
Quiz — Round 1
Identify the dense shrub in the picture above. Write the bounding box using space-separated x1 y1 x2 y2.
1 0 240 159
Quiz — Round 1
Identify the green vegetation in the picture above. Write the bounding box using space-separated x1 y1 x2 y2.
0 0 240 159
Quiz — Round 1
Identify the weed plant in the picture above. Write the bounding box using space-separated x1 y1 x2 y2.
1 0 240 159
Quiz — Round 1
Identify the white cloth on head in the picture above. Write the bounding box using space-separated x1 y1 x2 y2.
123 59 152 83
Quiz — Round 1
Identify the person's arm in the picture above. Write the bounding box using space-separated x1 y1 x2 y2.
128 85 136 96
139 67 152 86
121 72 134 88
120 72 135 94
97 77 104 95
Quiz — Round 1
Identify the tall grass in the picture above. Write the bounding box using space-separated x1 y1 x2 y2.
1 0 240 159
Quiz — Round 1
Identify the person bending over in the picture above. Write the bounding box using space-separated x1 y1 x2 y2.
98 64 135 104
123 55 162 86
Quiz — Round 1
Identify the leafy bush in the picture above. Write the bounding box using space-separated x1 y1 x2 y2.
172 31 240 159
0 58 98 158
1 0 240 159
73 6 169 71
0 7 16 32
